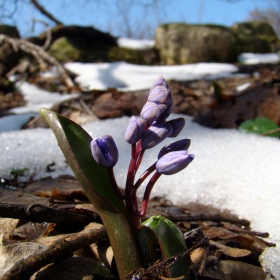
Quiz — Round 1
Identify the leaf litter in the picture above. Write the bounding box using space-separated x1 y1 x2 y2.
0 176 275 279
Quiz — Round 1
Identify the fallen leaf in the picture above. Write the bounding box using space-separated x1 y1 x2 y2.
31 256 114 280
210 240 251 258
202 260 266 280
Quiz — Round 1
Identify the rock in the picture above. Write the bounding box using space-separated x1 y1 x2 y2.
155 21 278 65
0 25 21 76
232 21 278 54
155 23 236 65
43 25 153 64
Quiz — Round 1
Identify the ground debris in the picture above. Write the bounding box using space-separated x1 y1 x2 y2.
0 176 274 279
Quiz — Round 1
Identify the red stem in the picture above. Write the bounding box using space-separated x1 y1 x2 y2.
133 162 156 191
139 171 162 217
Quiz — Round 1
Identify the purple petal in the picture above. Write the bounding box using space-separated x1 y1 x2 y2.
90 135 119 168
148 86 172 106
150 76 170 91
125 116 146 144
157 101 173 122
141 122 173 149
140 101 167 125
156 151 194 175
167 118 185 138
158 139 191 159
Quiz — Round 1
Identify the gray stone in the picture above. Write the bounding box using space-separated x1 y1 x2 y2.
155 23 236 65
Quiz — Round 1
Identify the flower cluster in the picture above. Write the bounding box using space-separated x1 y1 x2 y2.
90 77 194 218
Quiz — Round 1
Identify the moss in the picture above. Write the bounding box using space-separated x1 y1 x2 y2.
107 47 147 64
48 37 148 64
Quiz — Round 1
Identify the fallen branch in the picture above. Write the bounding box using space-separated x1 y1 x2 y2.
0 33 74 90
0 202 101 225
1 226 107 280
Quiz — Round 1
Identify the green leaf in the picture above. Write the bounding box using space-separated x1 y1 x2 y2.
40 108 125 215
40 108 141 278
238 117 280 138
140 216 190 280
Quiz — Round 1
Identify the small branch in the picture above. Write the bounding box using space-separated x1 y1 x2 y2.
32 19 52 49
0 33 75 90
1 226 107 280
30 0 63 26
0 202 101 225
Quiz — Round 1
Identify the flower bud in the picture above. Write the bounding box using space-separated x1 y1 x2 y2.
125 116 146 144
157 101 173 122
90 135 119 168
156 151 194 175
141 122 173 150
148 86 172 106
158 139 191 159
140 101 167 125
167 118 185 138
150 76 170 91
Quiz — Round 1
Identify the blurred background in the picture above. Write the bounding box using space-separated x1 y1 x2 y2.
0 0 279 39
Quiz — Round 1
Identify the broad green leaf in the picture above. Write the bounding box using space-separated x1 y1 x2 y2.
238 117 280 138
136 225 158 268
40 108 141 278
141 216 190 280
40 108 125 215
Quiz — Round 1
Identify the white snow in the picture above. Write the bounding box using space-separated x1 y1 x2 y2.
117 37 155 50
238 53 280 65
64 61 239 91
1 56 280 278
10 82 79 114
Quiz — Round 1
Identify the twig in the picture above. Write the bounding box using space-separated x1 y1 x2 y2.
32 19 52 49
0 202 101 225
0 34 74 90
122 238 208 280
1 226 107 280
30 0 63 26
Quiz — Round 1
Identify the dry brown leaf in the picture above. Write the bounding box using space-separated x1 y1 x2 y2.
210 240 251 258
203 227 240 240
202 260 266 280
0 189 50 205
11 221 50 241
90 240 113 269
190 247 205 264
31 256 113 280
24 176 87 201
0 233 47 277
0 218 19 237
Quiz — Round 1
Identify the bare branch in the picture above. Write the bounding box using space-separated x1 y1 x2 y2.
30 0 63 26
0 202 101 224
1 226 107 280
0 33 75 90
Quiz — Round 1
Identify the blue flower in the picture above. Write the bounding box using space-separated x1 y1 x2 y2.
90 135 119 168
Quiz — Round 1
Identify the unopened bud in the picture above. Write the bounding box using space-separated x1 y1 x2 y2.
156 151 194 175
158 139 191 159
140 101 167 125
125 116 146 144
141 122 173 149
90 135 119 168
150 76 170 91
167 118 185 138
148 86 172 106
